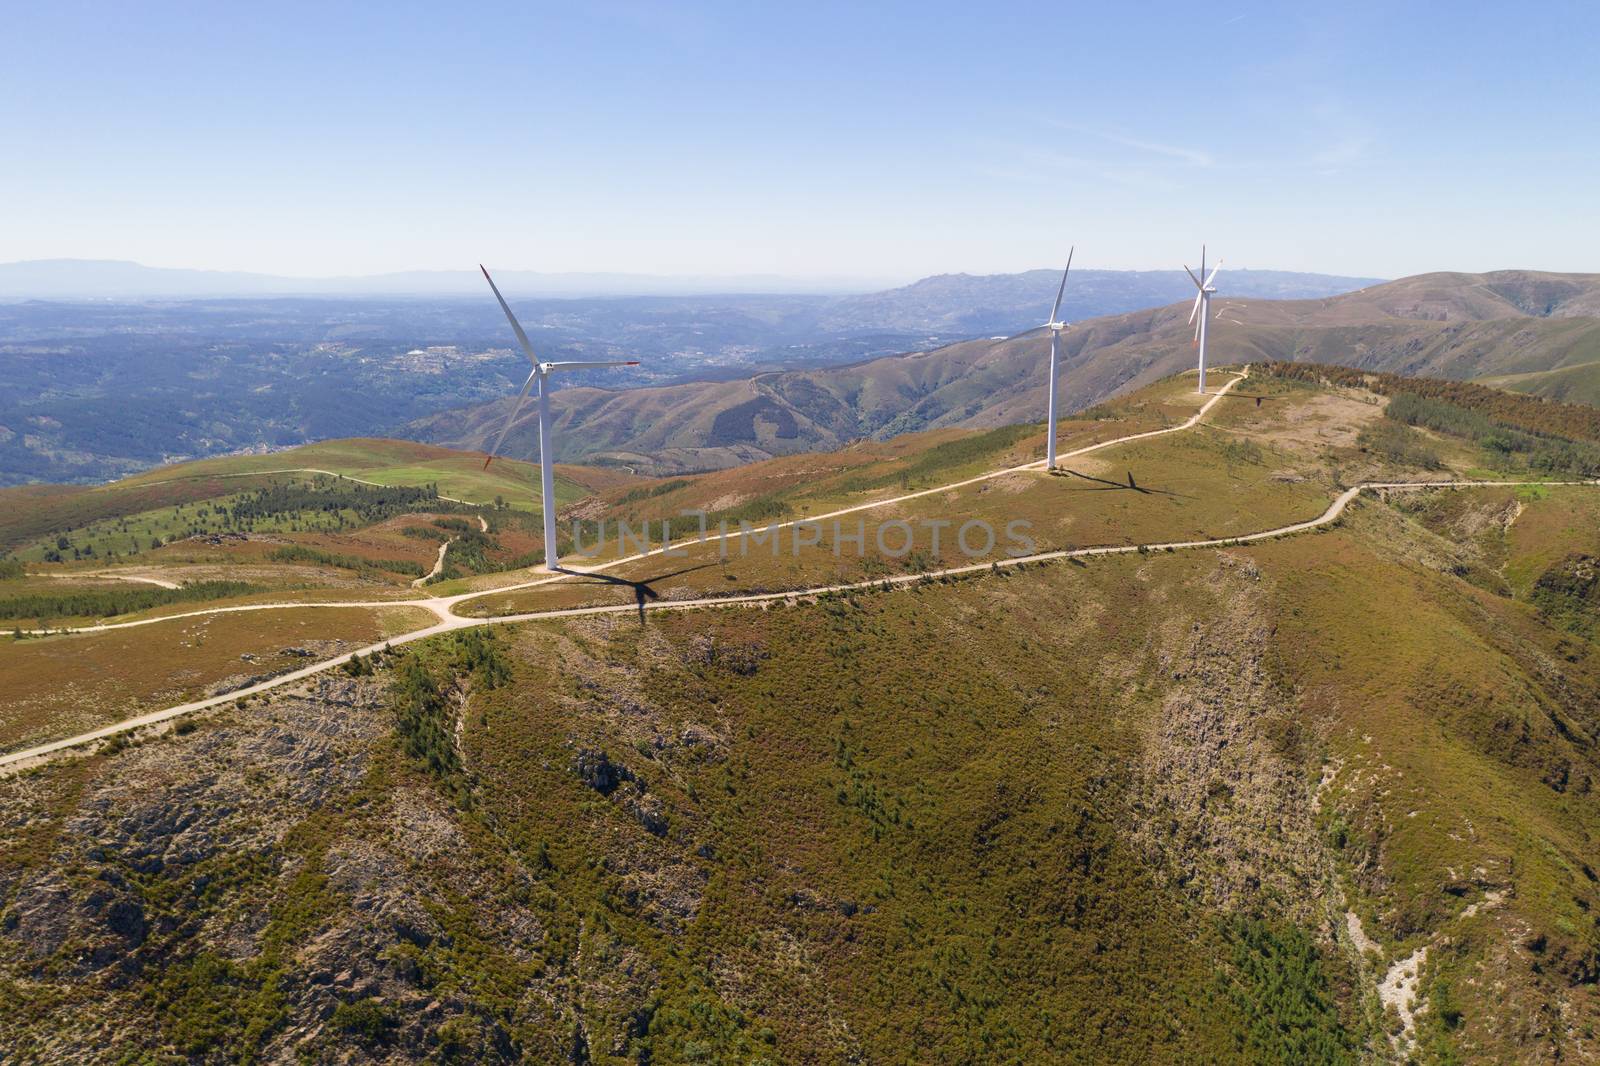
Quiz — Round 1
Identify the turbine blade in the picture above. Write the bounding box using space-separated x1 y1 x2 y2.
480 265 540 367
1203 258 1224 288
1048 246 1074 322
1183 264 1202 288
544 359 642 372
483 369 539 468
1188 290 1204 325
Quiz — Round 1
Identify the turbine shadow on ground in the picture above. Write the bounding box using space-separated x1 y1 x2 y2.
554 562 722 623
1060 468 1194 498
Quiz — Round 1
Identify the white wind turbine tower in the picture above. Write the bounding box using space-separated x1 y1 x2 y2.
1183 246 1223 393
479 265 639 572
1043 247 1074 470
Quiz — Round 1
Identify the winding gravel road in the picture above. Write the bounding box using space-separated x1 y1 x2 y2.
6 369 1596 772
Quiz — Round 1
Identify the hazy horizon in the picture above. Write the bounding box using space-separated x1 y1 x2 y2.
0 257 1388 300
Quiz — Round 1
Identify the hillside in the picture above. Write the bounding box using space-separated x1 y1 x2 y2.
1480 361 1600 407
809 266 1384 334
4 367 1600 1062
409 270 1600 475
0 438 640 558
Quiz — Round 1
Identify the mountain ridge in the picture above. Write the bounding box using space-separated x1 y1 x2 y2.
406 269 1600 473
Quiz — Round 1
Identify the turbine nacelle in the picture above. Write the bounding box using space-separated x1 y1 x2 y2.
537 359 641 375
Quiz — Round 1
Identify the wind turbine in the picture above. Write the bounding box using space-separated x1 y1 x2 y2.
1043 248 1074 470
479 265 638 572
1183 246 1223 393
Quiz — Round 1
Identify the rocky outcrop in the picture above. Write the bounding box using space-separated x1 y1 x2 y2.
0 670 576 1063
1131 555 1328 922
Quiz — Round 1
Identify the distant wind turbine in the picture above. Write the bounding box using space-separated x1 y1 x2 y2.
1043 248 1074 469
479 265 639 572
1183 246 1223 393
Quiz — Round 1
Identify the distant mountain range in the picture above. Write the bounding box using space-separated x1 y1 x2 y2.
408 270 1600 473
814 267 1386 335
0 258 1378 313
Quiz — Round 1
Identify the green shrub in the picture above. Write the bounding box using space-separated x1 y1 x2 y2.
267 545 425 577
390 630 510 783
1356 418 1442 469
331 997 396 1043
617 479 692 506
1218 917 1354 1065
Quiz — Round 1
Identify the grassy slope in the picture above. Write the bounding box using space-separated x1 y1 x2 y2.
3 370 1600 1061
8 487 1597 1061
0 554 1368 1064
0 605 435 754
1255 498 1600 1063
0 438 643 556
115 437 631 510
1480 359 1600 408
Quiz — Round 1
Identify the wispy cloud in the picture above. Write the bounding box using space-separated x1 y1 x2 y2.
1096 131 1215 167
1052 123 1216 167
971 147 1181 192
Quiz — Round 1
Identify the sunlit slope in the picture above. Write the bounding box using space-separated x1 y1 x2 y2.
8 477 1599 1060
449 370 1416 615
1479 359 1600 408
0 604 435 754
0 438 644 555
115 437 637 509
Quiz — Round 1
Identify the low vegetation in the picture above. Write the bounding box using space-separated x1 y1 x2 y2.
1355 416 1443 469
390 630 511 800
4 369 1600 1063
267 545 426 578
1218 917 1354 1065
0 580 258 622
1263 360 1600 445
15 479 475 564
1383 392 1600 476
426 529 503 583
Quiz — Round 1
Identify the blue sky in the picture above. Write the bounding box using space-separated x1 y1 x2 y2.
4 1 1596 282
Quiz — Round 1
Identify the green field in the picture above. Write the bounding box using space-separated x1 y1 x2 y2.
11 483 359 563
1479 358 1600 408
118 437 598 511
0 438 633 557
